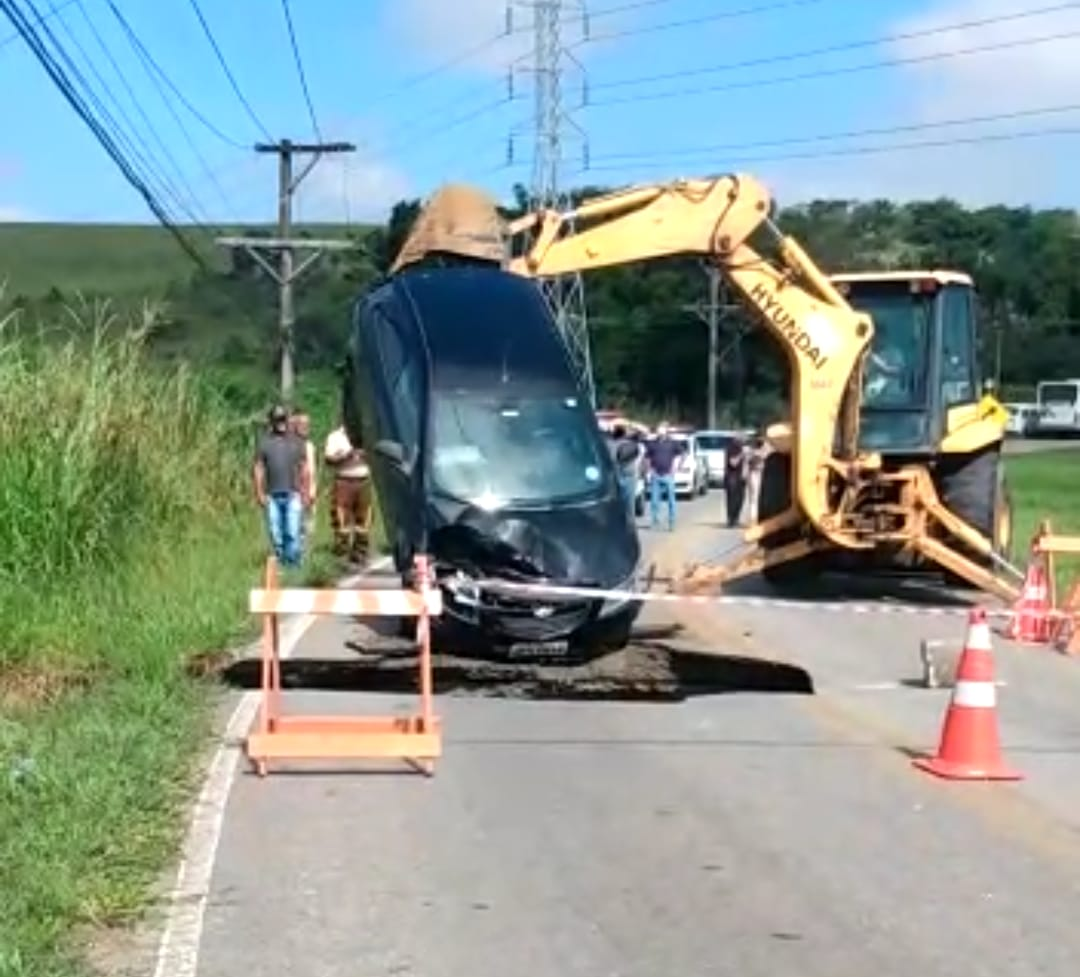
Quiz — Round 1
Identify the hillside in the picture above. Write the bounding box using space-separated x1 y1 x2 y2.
0 221 376 302
2 191 1079 423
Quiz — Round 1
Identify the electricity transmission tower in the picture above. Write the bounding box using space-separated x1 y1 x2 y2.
508 0 594 404
216 139 356 402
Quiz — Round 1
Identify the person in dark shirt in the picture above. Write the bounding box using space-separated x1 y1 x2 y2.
724 436 748 528
608 423 640 519
253 404 310 567
646 421 683 530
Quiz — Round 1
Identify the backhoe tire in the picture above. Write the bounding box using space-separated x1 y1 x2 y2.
937 442 1013 579
757 452 819 586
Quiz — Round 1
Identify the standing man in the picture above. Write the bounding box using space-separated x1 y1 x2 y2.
290 409 318 549
724 435 748 528
646 421 683 531
323 418 373 563
253 404 310 567
745 434 767 523
608 422 640 520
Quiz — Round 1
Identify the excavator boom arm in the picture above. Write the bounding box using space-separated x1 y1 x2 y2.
506 173 876 544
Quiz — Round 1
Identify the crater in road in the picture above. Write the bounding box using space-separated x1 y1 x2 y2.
214 623 815 702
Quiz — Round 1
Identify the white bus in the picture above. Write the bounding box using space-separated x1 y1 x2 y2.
1035 378 1080 435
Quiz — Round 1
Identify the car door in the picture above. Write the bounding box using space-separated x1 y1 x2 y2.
366 297 427 567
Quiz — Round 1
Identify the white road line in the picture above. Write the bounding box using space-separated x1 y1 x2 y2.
152 556 392 977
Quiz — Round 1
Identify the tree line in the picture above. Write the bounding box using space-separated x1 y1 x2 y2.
29 183 1080 424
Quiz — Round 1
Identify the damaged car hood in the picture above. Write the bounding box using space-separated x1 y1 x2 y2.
427 499 638 588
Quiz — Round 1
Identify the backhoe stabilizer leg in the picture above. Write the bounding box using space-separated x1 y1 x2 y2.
911 535 1019 604
674 537 827 595
907 469 1020 603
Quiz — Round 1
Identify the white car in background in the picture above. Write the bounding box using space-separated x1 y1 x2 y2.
668 431 709 498
1003 402 1043 438
695 429 742 486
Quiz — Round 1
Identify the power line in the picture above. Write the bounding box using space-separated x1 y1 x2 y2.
590 102 1080 162
105 0 247 150
90 0 235 215
0 0 69 48
30 0 208 227
572 122 1080 172
58 0 214 224
576 0 833 45
184 0 272 142
381 96 511 154
588 26 1080 107
362 32 510 107
278 0 321 141
591 1 1080 91
0 0 206 265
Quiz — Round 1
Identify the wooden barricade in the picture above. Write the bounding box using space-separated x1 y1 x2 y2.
245 553 443 776
1032 520 1080 656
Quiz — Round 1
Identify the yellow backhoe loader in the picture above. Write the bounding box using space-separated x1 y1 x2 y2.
505 173 1021 604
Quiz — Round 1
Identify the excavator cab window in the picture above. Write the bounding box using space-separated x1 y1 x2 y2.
939 284 979 408
844 280 935 452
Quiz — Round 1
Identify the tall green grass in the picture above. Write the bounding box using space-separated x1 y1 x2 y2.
0 300 267 976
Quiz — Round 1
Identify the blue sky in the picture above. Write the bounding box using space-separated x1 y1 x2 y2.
1 0 1079 224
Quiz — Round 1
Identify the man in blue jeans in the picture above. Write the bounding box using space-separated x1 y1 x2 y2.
646 421 683 531
253 404 311 567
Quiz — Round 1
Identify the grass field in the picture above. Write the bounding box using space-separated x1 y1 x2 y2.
0 222 375 303
1006 449 1080 593
0 302 364 976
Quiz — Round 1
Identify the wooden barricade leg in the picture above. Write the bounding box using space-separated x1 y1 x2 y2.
244 551 443 776
410 553 437 777
254 556 281 777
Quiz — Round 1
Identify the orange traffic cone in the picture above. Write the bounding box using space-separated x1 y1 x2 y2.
1005 553 1051 644
913 607 1022 781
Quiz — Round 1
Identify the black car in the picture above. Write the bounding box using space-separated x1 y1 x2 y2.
342 264 644 661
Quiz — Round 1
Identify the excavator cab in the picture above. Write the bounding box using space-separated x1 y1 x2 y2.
831 271 989 456
832 270 1013 572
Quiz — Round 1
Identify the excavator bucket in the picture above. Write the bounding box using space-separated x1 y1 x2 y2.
390 183 509 275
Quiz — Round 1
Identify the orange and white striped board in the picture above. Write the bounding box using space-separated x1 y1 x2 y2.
249 587 443 617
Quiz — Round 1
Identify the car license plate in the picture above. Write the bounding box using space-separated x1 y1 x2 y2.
507 640 571 660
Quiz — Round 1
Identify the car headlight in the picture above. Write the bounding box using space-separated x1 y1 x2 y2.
599 562 647 617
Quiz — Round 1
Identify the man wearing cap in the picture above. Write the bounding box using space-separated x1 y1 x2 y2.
253 404 310 567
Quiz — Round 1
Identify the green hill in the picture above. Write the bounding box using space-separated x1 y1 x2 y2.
0 221 376 301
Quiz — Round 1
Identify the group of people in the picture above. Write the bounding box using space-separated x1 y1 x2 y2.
606 420 768 532
251 404 374 568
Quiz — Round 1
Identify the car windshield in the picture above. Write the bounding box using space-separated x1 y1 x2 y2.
430 391 609 506
1039 383 1078 405
696 434 732 450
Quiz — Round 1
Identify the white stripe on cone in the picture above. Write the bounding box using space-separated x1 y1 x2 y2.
951 679 997 709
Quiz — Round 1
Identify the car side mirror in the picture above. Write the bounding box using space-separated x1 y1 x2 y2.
374 439 408 470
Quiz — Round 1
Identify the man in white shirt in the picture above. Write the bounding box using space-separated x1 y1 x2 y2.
324 421 372 563
289 410 318 548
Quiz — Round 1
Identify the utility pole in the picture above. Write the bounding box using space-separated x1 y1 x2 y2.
682 263 742 427
216 139 356 402
508 0 594 404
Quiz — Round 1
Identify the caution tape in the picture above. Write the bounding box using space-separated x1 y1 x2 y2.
471 576 1075 621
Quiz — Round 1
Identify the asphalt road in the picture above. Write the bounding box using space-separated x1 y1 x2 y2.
196 492 1080 977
